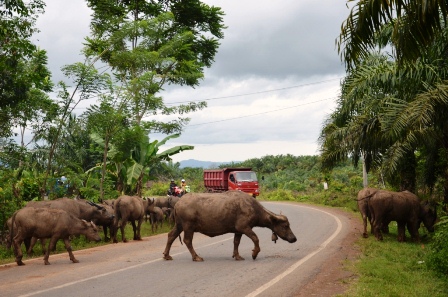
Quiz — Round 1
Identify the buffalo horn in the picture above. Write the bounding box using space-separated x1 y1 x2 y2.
87 200 104 210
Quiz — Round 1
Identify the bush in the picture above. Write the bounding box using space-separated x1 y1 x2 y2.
426 216 448 276
263 189 296 201
144 182 169 196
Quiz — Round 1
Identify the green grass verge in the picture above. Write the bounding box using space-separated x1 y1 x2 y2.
341 223 448 297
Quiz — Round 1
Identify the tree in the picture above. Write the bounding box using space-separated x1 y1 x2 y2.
85 96 128 200
0 1 50 137
84 0 225 132
37 62 110 198
338 0 448 67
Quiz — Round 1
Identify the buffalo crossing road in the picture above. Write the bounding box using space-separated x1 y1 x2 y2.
0 202 352 297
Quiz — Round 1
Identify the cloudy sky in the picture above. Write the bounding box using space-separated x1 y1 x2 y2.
33 0 351 163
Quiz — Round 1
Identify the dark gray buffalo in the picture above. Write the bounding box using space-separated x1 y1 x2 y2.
112 195 155 243
369 190 437 242
163 191 297 261
11 207 101 266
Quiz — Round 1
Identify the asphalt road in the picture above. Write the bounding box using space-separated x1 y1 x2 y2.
0 202 352 297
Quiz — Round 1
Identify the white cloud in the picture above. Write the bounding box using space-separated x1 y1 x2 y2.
29 0 350 163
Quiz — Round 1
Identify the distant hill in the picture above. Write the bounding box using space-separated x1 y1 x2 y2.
178 159 229 169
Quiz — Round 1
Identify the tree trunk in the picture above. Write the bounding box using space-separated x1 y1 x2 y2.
399 150 416 193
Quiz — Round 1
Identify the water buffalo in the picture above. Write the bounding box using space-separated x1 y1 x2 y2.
163 191 297 261
11 207 101 265
369 190 437 242
150 206 165 233
112 196 155 243
22 198 114 253
356 187 378 238
98 203 115 241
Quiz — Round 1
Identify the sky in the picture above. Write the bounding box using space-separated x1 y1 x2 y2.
32 0 352 163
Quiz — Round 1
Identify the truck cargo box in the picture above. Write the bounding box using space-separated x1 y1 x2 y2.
203 168 259 197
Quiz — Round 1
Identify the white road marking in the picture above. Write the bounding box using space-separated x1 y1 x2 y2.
245 204 343 297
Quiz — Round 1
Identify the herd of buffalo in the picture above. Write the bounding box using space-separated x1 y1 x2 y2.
5 188 437 266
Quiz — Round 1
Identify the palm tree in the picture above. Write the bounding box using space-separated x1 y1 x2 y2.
338 0 448 67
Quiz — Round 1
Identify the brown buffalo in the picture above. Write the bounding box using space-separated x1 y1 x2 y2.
356 187 378 238
22 198 114 253
163 191 297 261
26 198 114 223
112 196 155 243
150 206 165 233
11 207 101 265
369 190 437 242
98 203 115 241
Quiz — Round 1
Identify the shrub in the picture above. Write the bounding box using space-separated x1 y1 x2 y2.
426 216 448 276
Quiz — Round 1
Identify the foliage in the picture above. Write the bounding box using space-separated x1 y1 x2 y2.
426 216 448 276
343 225 448 297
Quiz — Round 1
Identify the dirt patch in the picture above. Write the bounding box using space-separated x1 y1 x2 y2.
294 208 362 297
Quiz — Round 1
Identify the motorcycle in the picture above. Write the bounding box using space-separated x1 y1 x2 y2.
167 186 184 197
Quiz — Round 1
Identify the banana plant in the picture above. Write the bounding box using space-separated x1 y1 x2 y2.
128 133 193 196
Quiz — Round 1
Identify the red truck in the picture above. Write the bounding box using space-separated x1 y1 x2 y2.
203 168 260 197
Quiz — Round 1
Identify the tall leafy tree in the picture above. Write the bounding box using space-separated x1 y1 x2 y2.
84 0 225 133
0 1 51 137
85 96 128 200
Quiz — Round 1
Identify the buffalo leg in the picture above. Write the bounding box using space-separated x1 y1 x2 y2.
397 222 406 242
27 237 37 256
371 216 383 241
63 238 79 263
103 226 110 242
163 225 183 260
232 233 244 260
242 229 260 260
120 219 128 242
130 220 138 240
361 214 368 238
13 236 25 266
44 237 58 265
183 229 203 262
407 222 420 242
136 218 143 240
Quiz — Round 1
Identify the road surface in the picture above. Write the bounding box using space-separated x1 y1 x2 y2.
0 202 355 297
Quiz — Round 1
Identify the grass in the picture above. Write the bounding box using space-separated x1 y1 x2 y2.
0 219 174 265
341 223 448 297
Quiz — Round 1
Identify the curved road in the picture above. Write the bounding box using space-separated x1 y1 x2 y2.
0 202 353 297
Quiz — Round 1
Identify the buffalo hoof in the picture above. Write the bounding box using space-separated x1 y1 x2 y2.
16 261 25 266
163 255 173 260
193 256 204 262
71 259 79 263
44 261 50 265
362 233 368 238
233 255 245 261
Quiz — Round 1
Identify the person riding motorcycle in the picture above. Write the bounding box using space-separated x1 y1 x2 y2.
168 179 177 196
